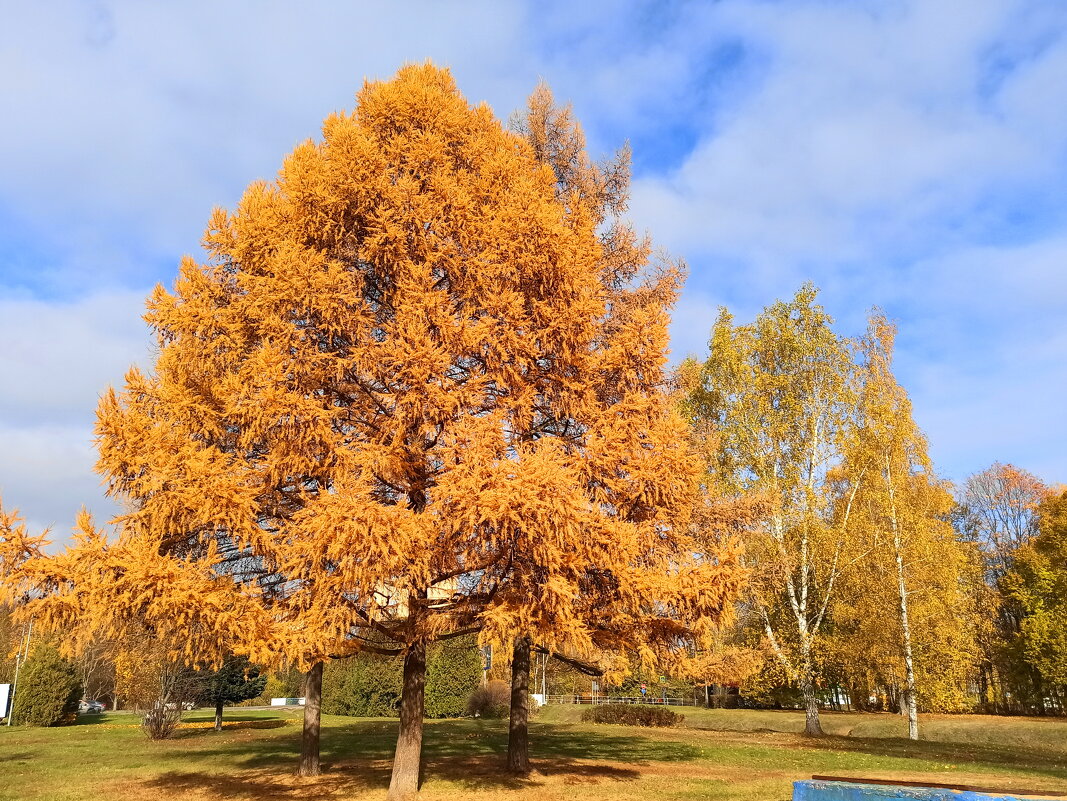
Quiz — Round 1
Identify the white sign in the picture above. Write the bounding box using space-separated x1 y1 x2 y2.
270 697 305 706
0 684 10 718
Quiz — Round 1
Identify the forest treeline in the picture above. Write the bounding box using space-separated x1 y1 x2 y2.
0 63 1064 798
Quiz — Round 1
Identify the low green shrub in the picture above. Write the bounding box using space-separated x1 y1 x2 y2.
580 703 684 727
466 679 510 719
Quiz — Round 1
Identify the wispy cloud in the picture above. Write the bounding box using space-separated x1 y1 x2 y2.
0 289 149 534
1 0 1065 538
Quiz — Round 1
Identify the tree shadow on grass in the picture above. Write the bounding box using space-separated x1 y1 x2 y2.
138 718 685 798
71 713 112 726
170 720 290 739
805 733 1067 785
182 712 295 724
0 752 34 763
145 757 641 800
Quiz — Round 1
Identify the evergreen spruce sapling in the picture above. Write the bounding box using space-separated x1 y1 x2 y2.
199 655 267 731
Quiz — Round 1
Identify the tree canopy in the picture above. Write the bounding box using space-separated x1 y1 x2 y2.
2 64 746 795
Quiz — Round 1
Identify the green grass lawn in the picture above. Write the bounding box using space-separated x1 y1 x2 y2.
2 707 1066 800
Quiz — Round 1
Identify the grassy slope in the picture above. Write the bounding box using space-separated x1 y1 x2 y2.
1 707 1066 800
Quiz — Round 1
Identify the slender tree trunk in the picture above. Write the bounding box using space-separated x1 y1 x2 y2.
388 642 427 801
893 558 918 739
1034 672 1047 715
888 466 919 741
799 635 823 736
214 699 224 732
802 675 823 736
298 661 323 777
507 636 532 775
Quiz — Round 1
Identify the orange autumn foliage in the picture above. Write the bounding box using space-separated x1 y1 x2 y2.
5 65 746 792
0 505 269 669
92 63 743 675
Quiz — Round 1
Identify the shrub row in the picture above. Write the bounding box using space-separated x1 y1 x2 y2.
580 703 684 727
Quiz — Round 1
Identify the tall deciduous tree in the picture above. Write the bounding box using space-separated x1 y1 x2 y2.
684 285 859 736
1002 491 1067 710
957 463 1050 712
836 312 975 738
962 463 1047 579
89 64 743 797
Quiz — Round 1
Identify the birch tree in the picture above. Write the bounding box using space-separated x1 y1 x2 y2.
838 312 974 738
684 285 858 736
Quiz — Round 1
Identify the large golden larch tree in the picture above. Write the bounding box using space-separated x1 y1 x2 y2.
91 64 745 798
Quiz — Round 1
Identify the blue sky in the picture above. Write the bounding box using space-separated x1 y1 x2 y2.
2 0 1066 537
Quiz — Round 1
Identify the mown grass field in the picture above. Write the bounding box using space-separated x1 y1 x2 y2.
2 706 1067 800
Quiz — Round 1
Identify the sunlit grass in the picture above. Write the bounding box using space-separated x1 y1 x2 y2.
2 707 1066 800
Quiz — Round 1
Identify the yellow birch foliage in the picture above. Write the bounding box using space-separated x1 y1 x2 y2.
831 313 976 713
682 285 859 734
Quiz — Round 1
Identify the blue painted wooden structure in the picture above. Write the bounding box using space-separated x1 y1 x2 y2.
795 779 1065 801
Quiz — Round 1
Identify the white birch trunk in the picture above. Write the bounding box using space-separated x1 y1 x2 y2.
887 458 919 740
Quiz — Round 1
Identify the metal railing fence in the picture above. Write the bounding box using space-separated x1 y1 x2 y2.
544 694 686 706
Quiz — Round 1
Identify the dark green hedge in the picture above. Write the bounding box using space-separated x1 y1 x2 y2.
322 652 403 717
425 636 482 718
321 636 482 719
580 703 684 727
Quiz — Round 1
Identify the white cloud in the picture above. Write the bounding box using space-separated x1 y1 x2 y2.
1 0 1066 539
0 289 152 424
0 1 537 288
0 422 123 541
624 0 1067 482
0 289 149 537
629 0 1067 262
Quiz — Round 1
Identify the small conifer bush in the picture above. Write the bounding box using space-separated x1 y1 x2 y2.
10 644 82 727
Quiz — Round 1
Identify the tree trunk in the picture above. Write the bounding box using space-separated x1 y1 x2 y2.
298 661 323 777
888 474 920 741
388 642 427 801
802 675 823 736
214 699 224 732
507 636 532 775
